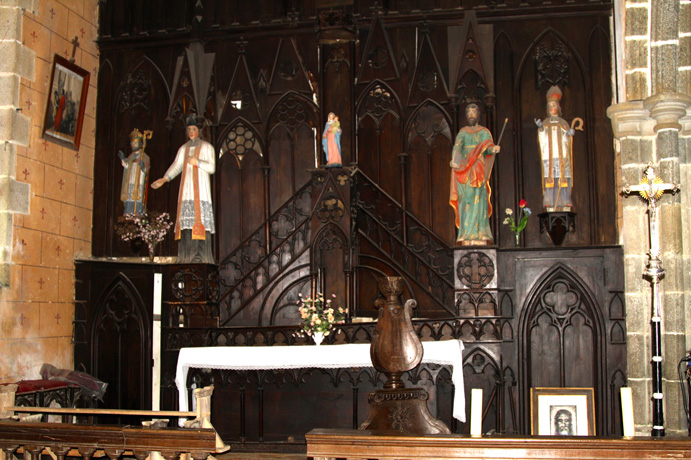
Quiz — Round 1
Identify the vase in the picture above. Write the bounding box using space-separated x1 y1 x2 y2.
515 233 520 246
148 243 159 262
313 331 325 346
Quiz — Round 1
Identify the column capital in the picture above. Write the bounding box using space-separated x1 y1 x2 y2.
607 101 654 138
607 93 691 138
644 93 691 133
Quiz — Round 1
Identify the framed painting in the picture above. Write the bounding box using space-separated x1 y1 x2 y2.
530 387 596 436
42 54 90 150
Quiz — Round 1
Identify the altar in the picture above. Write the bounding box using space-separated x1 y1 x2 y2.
175 339 466 425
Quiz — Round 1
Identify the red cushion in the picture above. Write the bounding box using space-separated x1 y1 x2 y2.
1 380 72 394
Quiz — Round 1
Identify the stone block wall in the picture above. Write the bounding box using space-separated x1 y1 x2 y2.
609 0 691 436
0 0 97 383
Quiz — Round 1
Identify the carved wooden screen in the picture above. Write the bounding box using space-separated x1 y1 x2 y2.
93 275 150 422
519 264 606 433
92 0 624 441
406 102 455 245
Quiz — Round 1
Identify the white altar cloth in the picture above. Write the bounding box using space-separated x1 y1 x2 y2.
175 339 465 422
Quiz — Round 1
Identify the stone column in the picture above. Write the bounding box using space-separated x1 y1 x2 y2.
0 1 34 286
608 0 691 435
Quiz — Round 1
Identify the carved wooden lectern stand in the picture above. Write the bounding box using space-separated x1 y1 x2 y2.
359 277 450 434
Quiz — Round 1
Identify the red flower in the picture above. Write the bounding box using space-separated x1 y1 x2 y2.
519 199 527 208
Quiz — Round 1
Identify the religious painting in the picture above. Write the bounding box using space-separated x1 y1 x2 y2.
530 387 595 436
42 54 90 150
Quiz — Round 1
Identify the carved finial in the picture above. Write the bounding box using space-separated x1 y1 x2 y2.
236 36 248 54
370 1 384 16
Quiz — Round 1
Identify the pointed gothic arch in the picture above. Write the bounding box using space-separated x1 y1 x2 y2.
217 117 265 167
356 80 402 127
92 273 150 417
265 91 318 214
355 80 403 200
518 262 606 433
216 117 266 259
463 347 502 433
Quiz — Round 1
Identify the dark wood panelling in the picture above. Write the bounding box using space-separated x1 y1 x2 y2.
88 0 623 450
74 261 155 424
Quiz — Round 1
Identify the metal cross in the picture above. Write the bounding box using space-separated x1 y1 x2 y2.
622 162 680 437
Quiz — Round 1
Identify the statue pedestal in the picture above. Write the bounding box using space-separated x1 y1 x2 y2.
538 211 576 246
359 388 450 434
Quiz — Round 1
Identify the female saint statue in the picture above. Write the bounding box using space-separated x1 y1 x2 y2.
322 112 342 168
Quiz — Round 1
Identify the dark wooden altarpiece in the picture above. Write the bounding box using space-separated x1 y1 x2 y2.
81 0 625 450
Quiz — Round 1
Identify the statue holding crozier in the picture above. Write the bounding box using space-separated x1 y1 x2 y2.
535 85 584 212
119 129 152 216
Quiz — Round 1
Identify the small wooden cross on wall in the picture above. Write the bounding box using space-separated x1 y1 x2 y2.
70 36 80 63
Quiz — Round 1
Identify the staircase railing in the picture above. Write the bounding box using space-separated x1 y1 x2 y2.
217 182 312 289
216 182 312 325
215 169 456 324
218 218 311 325
352 169 455 313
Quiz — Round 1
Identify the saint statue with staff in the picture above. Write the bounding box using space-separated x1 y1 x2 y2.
449 103 505 245
119 128 152 216
535 85 583 212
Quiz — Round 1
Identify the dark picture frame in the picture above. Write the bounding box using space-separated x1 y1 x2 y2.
42 54 90 150
530 387 596 436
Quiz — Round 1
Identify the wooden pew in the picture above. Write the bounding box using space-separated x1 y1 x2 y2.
0 385 227 460
306 428 691 460
0 421 217 460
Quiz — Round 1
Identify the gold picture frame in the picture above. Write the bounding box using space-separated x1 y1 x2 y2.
42 54 90 150
530 387 595 436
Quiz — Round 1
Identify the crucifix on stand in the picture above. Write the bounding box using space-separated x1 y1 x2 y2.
622 163 680 437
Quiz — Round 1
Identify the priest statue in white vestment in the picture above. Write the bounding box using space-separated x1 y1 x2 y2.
151 115 216 263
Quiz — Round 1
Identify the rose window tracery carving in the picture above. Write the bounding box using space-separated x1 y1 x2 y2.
220 123 262 163
363 85 394 122
456 252 495 289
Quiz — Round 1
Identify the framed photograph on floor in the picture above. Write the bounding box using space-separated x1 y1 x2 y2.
530 387 595 436
42 54 90 150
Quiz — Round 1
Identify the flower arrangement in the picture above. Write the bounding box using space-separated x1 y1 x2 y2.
296 293 346 344
503 199 532 245
116 211 173 260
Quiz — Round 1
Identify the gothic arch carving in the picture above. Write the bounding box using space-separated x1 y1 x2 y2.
116 56 170 115
313 223 350 272
92 273 150 412
266 91 318 196
463 347 501 432
267 92 318 136
518 263 606 431
217 117 265 167
405 100 452 150
356 80 402 127
215 118 266 264
516 28 587 93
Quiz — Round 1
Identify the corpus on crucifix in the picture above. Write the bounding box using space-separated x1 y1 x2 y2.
621 162 680 437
